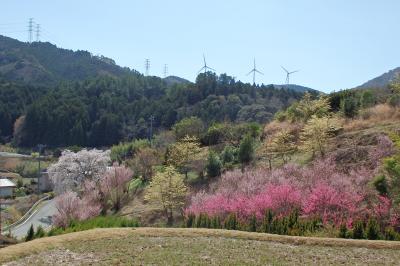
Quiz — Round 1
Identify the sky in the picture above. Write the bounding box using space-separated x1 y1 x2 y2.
1 0 400 92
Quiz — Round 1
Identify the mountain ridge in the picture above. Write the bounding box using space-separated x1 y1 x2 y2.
357 67 400 89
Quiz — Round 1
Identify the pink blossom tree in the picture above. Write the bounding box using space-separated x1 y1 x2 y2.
100 163 133 211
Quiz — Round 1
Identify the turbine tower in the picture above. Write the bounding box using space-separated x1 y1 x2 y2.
246 58 263 84
198 54 215 74
281 66 299 85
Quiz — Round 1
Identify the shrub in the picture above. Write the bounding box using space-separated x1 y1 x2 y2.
211 216 222 229
25 224 35 242
372 175 388 195
35 225 45 239
248 214 257 232
206 151 222 178
185 213 195 228
238 135 255 166
384 227 399 241
352 220 365 239
338 223 347 238
224 213 238 230
261 210 274 233
221 145 236 164
366 218 380 240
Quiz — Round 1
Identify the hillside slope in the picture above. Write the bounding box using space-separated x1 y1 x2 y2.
358 67 400 89
0 35 134 86
1 228 400 265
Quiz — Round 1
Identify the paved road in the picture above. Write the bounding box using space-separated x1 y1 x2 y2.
5 200 57 239
0 152 31 158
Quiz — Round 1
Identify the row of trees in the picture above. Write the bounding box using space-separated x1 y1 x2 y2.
0 72 303 147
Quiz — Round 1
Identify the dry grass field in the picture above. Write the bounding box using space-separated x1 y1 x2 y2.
1 228 400 265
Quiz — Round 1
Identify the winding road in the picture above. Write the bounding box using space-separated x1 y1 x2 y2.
3 200 57 239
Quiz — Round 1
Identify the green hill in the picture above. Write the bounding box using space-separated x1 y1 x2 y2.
0 35 134 86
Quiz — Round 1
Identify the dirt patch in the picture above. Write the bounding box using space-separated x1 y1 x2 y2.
3 249 99 266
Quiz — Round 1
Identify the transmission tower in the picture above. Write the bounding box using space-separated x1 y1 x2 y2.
28 18 34 43
36 24 40 42
163 64 168 78
145 59 150 76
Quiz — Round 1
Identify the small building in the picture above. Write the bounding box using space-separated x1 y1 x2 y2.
0 178 16 198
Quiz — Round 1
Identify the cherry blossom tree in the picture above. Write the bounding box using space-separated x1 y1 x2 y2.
100 163 133 211
48 149 110 194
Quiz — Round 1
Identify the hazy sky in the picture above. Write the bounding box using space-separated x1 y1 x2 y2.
1 0 400 92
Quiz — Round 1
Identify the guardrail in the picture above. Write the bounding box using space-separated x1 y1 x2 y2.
1 195 51 232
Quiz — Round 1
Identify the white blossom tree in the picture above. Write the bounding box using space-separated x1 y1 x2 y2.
48 149 110 194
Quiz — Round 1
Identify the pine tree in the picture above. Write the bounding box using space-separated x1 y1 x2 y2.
366 218 380 240
25 224 35 242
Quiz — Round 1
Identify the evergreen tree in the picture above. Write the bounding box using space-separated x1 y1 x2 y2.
25 224 35 242
206 151 222 178
238 135 255 166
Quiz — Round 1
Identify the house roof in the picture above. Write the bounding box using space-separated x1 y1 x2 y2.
0 178 16 188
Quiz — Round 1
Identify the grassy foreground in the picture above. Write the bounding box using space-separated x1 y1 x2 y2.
1 228 400 265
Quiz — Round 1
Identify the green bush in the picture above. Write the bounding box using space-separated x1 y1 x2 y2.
238 135 255 166
224 213 238 230
366 218 380 240
185 213 195 228
25 224 35 242
111 139 150 163
248 214 257 232
35 225 45 239
206 151 222 178
261 210 274 233
388 94 400 108
372 175 388 195
352 220 365 239
338 223 348 238
211 216 222 229
384 227 399 241
221 145 236 164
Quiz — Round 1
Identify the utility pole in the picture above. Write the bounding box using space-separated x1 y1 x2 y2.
149 115 155 146
35 24 40 42
0 197 2 236
163 64 168 78
28 18 34 43
145 59 150 76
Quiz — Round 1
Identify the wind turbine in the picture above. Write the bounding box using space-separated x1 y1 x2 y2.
281 66 299 85
247 58 263 84
198 54 216 74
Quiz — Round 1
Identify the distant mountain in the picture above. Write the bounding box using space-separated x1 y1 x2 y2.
357 67 400 89
272 84 321 94
0 35 135 86
163 75 191 86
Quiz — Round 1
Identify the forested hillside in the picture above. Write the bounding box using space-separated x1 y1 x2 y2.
0 74 304 147
0 35 309 147
0 35 133 86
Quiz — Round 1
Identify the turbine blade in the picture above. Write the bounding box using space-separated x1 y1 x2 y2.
255 70 264 75
281 66 289 73
208 66 216 72
198 66 205 74
290 70 299 74
246 70 254 76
